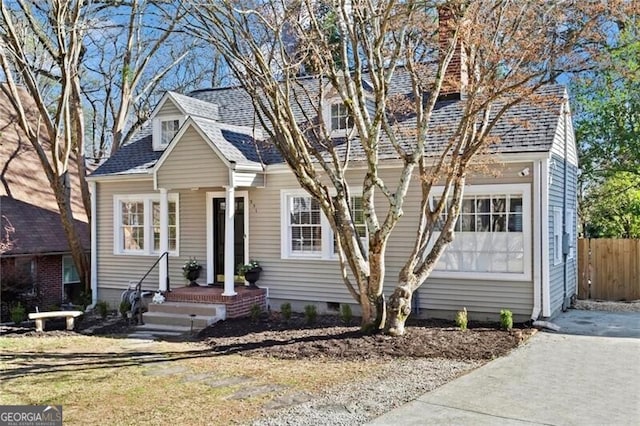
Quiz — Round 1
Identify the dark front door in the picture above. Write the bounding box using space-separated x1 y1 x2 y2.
213 197 245 283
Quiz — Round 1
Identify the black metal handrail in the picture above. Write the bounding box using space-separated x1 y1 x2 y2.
134 252 170 325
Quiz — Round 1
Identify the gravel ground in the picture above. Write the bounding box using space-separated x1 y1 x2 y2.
253 358 481 426
254 299 639 425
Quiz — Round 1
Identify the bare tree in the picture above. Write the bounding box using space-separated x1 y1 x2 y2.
0 0 90 289
0 214 15 254
82 0 228 159
193 0 619 334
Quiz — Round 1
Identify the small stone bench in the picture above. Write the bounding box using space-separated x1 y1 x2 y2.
28 311 83 332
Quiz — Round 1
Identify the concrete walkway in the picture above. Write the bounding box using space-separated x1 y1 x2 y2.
369 310 640 425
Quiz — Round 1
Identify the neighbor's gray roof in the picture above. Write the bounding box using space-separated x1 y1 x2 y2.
92 70 565 178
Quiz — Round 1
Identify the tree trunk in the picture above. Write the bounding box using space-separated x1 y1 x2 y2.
386 283 414 336
52 174 90 293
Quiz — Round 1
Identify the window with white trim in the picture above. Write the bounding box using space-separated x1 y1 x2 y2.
161 119 180 145
330 103 351 131
281 190 369 260
153 115 183 150
333 196 368 256
553 207 563 265
429 184 531 281
288 195 322 254
114 194 179 255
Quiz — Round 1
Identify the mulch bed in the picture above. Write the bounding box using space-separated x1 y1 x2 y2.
2 312 535 362
199 314 535 361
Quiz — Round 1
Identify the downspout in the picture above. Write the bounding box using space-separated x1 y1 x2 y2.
531 160 542 321
88 181 98 310
562 97 569 311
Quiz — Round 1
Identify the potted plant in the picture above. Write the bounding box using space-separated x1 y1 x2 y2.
238 260 262 288
182 258 202 287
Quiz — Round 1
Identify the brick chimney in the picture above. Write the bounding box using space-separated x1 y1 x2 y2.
438 6 467 98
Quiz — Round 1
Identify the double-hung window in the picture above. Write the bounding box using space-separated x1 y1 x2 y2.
281 190 367 260
286 194 322 255
333 196 368 256
430 184 531 281
115 194 179 255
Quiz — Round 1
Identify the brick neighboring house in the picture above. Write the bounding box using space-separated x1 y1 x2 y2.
0 89 89 316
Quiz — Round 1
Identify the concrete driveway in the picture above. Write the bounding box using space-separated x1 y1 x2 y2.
369 310 640 425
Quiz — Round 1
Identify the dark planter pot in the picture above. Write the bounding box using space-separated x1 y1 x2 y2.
185 268 201 287
244 267 262 288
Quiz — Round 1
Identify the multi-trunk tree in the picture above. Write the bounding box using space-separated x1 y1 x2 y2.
187 0 622 335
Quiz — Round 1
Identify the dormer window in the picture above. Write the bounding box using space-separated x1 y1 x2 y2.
330 103 350 131
153 115 184 150
161 119 180 145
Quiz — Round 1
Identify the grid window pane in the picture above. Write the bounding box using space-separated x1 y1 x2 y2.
434 192 525 274
161 119 180 145
331 103 350 130
290 196 322 254
152 201 177 253
121 202 144 250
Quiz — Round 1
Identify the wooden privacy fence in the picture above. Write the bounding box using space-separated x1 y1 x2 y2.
578 239 640 301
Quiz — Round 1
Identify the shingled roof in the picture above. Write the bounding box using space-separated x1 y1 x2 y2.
0 89 89 256
92 69 565 178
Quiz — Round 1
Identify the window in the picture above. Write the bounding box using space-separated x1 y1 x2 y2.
62 256 80 284
333 196 368 256
567 208 575 259
161 119 180 146
330 103 351 131
281 190 368 260
553 207 563 265
153 115 183 150
430 184 531 281
14 257 36 295
288 195 322 254
114 194 179 255
153 201 177 252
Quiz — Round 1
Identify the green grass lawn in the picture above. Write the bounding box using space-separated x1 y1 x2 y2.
0 335 380 425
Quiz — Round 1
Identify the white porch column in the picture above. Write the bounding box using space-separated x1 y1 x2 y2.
159 188 169 291
223 185 237 296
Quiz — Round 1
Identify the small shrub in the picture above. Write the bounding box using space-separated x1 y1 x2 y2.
455 307 468 331
119 300 131 318
10 302 26 325
500 309 513 330
96 301 109 319
340 304 353 325
250 304 262 322
280 302 292 321
304 304 317 325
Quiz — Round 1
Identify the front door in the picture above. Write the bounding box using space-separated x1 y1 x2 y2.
213 197 245 283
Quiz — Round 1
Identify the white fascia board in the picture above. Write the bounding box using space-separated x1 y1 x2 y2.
86 173 152 183
264 151 552 173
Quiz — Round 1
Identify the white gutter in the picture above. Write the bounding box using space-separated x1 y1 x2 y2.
88 181 98 310
531 159 542 320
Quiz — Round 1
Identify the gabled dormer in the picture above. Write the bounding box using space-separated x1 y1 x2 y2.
150 91 220 151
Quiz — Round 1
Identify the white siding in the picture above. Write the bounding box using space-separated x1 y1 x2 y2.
156 126 228 189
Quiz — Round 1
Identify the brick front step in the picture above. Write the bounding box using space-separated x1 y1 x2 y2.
165 286 266 319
